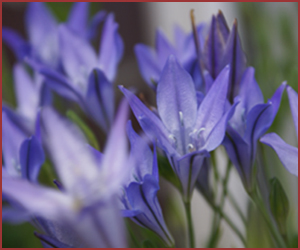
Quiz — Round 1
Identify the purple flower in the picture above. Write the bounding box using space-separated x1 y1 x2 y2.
120 55 237 201
260 85 298 176
121 121 174 246
26 13 123 132
2 2 106 68
223 67 286 191
2 101 130 247
135 23 205 90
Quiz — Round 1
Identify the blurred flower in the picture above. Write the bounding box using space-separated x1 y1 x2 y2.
26 13 123 132
2 2 106 68
2 100 130 247
260 85 298 176
223 67 286 192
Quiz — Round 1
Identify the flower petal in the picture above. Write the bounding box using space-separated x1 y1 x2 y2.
195 65 230 139
13 64 39 121
134 44 161 89
19 136 45 183
2 110 27 177
67 2 90 38
40 107 99 193
119 86 176 156
85 69 114 132
155 29 177 69
100 98 130 194
87 11 107 40
157 55 197 133
220 20 247 102
25 2 59 67
98 13 124 82
126 175 174 246
2 176 72 221
260 133 298 176
26 58 83 103
203 100 238 152
58 24 98 89
2 28 31 60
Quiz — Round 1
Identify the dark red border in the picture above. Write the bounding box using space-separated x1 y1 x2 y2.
1 1 299 250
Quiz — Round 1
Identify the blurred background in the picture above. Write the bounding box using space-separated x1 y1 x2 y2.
2 2 298 248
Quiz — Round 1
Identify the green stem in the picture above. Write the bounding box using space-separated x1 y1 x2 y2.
184 201 195 248
207 160 232 247
203 194 247 247
228 192 247 226
249 187 286 248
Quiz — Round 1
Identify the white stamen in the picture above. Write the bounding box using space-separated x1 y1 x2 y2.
187 143 196 152
179 111 184 126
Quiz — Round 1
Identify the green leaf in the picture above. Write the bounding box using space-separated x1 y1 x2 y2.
66 110 100 151
157 154 182 192
269 177 289 236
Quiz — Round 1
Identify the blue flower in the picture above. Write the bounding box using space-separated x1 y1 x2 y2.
120 121 174 246
260 85 298 176
135 23 205 90
2 2 106 68
120 55 237 201
223 67 286 192
2 101 131 247
26 13 123 132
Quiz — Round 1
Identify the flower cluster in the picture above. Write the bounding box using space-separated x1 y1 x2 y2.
2 3 298 248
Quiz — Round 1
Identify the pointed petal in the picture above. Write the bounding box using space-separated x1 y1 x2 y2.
260 133 298 176
220 20 247 102
122 209 141 217
100 99 130 194
67 2 90 38
287 85 298 136
216 10 230 41
238 67 264 110
2 176 72 221
2 111 27 177
58 24 97 89
229 67 264 135
13 64 39 121
25 58 83 103
245 82 286 144
2 105 32 134
98 13 124 82
119 86 176 156
157 55 197 133
195 65 230 139
203 100 238 151
20 136 45 183
155 29 177 69
87 10 107 40
41 107 99 193
2 28 31 60
34 232 73 248
173 152 207 201
25 2 59 67
223 129 252 189
85 69 114 132
127 120 153 182
26 2 57 46
2 207 31 224
134 44 161 89
196 157 212 200
126 175 174 246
